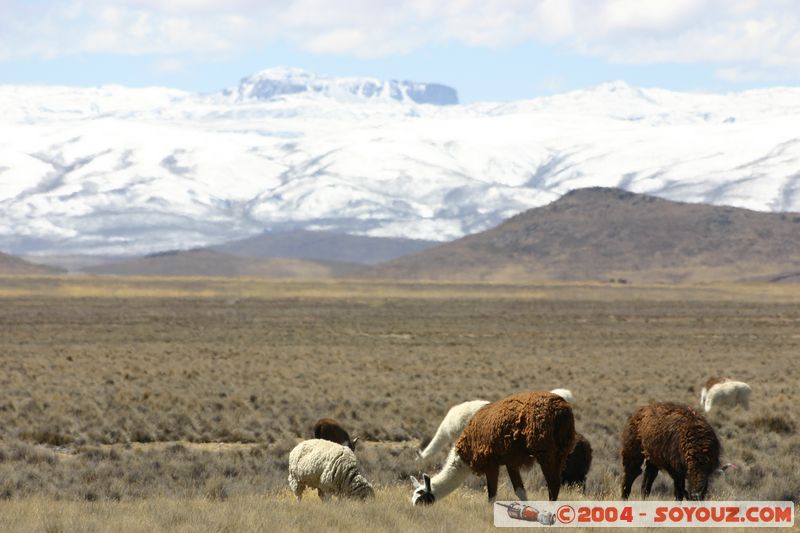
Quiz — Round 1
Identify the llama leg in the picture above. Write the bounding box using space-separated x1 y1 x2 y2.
317 488 330 501
506 465 527 501
485 465 500 503
539 452 563 501
621 439 644 499
672 473 686 501
641 461 659 497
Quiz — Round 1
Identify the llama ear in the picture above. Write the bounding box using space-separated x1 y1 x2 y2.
410 476 421 489
715 463 737 475
423 473 432 493
351 436 359 445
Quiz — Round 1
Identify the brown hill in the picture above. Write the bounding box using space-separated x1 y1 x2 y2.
210 229 438 265
20 254 130 273
0 251 63 275
366 187 800 283
83 249 361 279
21 231 438 273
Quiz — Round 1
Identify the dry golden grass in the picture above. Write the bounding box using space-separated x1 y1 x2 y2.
0 276 798 530
5 274 800 301
0 488 495 533
0 488 795 533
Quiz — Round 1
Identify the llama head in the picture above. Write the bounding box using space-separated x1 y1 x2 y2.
410 474 435 505
688 460 732 500
686 471 711 500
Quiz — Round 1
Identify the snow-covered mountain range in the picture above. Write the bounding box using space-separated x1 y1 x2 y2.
1 67 799 257
224 67 459 105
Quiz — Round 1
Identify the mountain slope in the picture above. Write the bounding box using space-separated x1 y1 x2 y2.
1 71 800 257
0 251 63 275
366 188 800 283
210 230 437 264
83 249 360 278
19 253 132 273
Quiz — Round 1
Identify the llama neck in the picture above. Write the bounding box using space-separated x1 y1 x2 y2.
429 448 472 500
419 426 450 459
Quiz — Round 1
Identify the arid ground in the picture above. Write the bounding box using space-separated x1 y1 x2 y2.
0 276 798 531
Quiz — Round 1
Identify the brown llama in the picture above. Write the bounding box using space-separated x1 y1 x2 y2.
410 391 575 505
621 402 732 500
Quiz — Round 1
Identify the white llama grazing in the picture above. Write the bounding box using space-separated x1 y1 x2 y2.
703 381 752 412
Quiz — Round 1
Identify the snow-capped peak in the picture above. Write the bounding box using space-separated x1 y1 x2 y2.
224 67 459 105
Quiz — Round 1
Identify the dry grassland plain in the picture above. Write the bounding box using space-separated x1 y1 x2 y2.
0 276 798 532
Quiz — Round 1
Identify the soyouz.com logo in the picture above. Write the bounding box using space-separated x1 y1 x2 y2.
493 501 795 527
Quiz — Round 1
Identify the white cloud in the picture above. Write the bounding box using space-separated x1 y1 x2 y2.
533 0 575 41
1 0 799 81
81 30 121 52
597 0 702 35
305 29 366 55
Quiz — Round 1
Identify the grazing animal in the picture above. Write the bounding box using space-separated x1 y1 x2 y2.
411 391 575 505
562 432 592 491
621 402 731 500
417 389 573 460
702 381 751 412
549 388 574 403
418 397 590 492
700 377 729 409
417 400 490 460
288 439 374 501
313 418 359 451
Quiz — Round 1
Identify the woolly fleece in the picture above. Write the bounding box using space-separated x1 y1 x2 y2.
288 439 374 500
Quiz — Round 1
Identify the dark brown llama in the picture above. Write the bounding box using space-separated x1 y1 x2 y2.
411 391 575 505
621 402 728 500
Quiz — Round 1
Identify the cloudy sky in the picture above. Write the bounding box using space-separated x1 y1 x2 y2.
2 0 799 102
